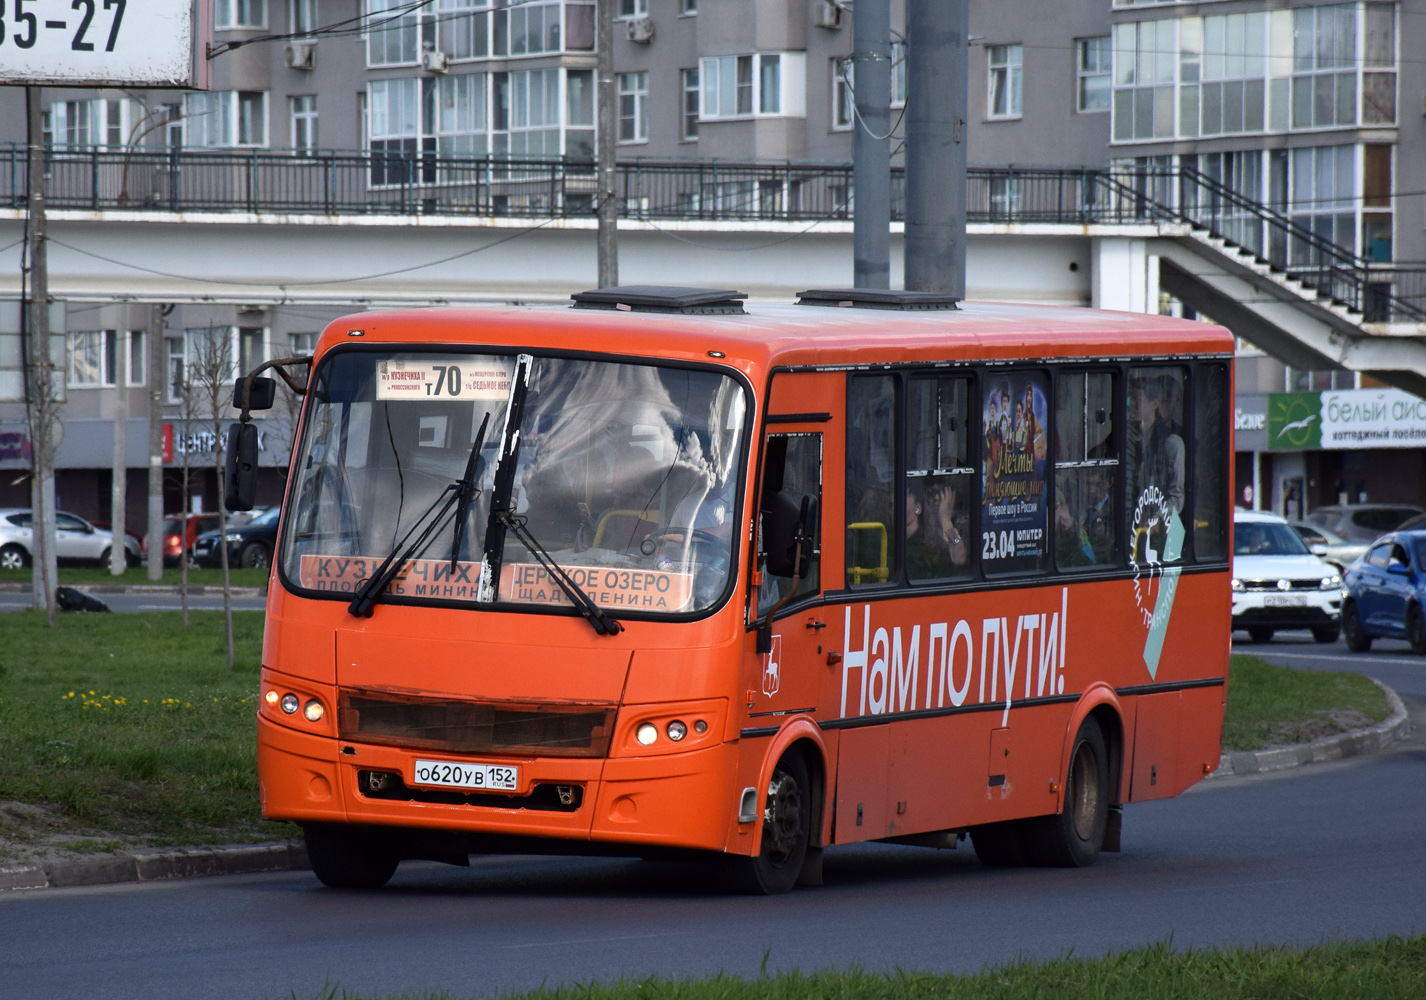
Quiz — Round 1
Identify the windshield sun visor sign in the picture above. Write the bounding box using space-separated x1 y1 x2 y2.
377 360 513 401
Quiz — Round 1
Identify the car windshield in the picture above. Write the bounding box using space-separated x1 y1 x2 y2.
280 349 749 618
246 508 281 528
1235 521 1310 556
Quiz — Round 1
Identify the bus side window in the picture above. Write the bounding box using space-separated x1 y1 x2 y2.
907 376 973 581
1054 371 1119 569
846 375 898 586
756 433 822 615
1127 366 1186 567
1192 363 1229 561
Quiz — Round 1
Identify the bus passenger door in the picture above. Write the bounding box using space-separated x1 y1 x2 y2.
749 430 826 720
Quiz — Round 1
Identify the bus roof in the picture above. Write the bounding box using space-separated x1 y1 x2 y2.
318 300 1233 373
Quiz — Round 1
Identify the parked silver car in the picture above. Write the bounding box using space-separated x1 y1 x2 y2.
1288 521 1369 574
1303 504 1425 544
0 508 141 570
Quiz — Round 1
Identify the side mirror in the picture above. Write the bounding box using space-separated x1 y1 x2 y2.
224 422 260 511
1310 542 1328 557
232 376 277 411
763 490 818 579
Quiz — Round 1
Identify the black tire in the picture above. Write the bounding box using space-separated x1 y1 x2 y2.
1409 605 1426 656
1342 601 1372 652
303 824 400 889
970 820 1029 866
1 543 31 570
1312 626 1341 644
1247 626 1275 643
1022 717 1110 867
722 751 811 895
240 542 271 569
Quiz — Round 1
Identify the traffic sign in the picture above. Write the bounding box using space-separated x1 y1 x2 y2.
0 0 209 88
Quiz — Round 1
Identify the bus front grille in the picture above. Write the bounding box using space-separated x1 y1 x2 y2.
338 688 616 758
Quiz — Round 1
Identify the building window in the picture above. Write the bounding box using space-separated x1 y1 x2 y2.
507 0 561 56
1291 4 1357 130
567 69 594 157
681 0 696 13
1078 36 1111 112
833 58 853 130
127 330 146 387
891 40 907 107
1184 13 1267 138
1362 3 1397 124
237 92 267 145
215 0 266 29
368 78 419 184
1285 145 1356 260
988 43 1023 119
47 98 140 149
182 91 268 147
439 0 490 60
681 68 700 140
290 0 317 35
69 331 118 388
290 95 318 153
431 73 488 158
701 52 806 120
618 71 648 143
617 0 647 17
1112 20 1174 140
367 0 419 66
238 328 267 379
166 336 185 402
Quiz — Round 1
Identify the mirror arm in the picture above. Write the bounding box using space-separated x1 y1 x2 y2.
234 355 314 421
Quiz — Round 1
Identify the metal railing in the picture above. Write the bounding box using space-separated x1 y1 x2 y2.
3 144 1422 322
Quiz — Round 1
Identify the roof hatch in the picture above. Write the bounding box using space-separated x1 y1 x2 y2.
796 288 960 311
571 285 748 315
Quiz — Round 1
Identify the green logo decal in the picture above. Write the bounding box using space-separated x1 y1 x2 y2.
1268 393 1322 450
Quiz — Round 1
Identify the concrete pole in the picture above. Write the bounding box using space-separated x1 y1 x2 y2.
904 0 968 297
852 0 890 290
25 87 57 621
109 337 127 575
595 0 618 288
147 304 165 581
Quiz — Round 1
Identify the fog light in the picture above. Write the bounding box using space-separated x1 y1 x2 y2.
265 689 279 706
280 693 299 714
636 723 658 746
303 699 325 722
694 719 708 734
667 720 687 742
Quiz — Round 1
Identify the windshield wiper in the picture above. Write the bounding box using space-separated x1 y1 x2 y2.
499 511 622 636
347 412 492 618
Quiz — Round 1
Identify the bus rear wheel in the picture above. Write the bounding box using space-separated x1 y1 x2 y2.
1023 717 1110 867
304 823 400 889
722 751 810 895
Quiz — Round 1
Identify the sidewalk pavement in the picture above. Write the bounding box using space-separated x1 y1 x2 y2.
1 682 1412 892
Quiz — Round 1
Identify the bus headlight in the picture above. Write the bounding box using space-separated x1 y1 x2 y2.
303 699 325 722
666 720 687 742
636 723 658 746
280 693 300 714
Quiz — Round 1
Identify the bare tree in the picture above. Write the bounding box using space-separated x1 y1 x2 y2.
174 330 196 629
188 323 236 667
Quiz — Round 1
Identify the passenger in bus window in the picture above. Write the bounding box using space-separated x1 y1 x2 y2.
907 479 968 579
1130 375 1185 515
1055 485 1095 568
1082 464 1117 561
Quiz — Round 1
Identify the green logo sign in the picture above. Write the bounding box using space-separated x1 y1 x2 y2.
1268 392 1322 450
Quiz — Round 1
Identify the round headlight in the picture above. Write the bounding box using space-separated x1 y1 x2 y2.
280 693 300 714
1231 578 1243 592
1321 575 1340 590
636 723 658 746
303 699 325 722
694 720 708 734
264 689 279 706
666 720 687 742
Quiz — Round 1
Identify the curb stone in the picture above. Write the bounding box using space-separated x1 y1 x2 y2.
1207 680 1410 779
2 685 1410 891
0 841 308 892
0 583 267 597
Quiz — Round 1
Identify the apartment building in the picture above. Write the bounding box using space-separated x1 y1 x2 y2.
0 0 1418 528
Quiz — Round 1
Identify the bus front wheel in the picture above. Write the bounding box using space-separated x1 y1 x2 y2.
304 823 400 889
1026 717 1110 867
723 751 811 895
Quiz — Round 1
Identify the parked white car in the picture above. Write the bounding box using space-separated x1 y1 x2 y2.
1232 510 1343 644
0 508 141 570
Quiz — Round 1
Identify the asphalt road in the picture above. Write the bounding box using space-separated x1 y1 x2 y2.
0 592 267 613
5 687 1425 1000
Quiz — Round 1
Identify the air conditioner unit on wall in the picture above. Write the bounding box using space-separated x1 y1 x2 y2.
283 42 316 70
421 49 450 73
815 1 843 29
626 17 654 43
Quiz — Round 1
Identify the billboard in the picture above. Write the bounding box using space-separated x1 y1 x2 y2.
0 0 208 88
1267 387 1426 451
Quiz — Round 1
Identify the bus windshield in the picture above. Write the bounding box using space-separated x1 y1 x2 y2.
280 349 749 618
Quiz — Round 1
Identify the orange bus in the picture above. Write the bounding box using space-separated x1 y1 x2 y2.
230 286 1232 894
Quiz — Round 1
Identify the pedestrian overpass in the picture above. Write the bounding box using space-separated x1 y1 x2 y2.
2 152 1423 394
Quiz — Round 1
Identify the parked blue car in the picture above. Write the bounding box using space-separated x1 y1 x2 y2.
191 507 280 570
1342 530 1426 654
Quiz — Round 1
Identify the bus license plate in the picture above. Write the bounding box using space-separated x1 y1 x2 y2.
1264 595 1306 608
412 760 519 792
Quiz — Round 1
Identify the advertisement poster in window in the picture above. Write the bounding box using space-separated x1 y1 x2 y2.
982 373 1048 573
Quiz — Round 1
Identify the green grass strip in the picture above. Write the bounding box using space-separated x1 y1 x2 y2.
0 609 294 845
292 936 1426 1000
1223 654 1390 751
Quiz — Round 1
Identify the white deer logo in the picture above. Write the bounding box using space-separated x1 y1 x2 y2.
762 635 781 697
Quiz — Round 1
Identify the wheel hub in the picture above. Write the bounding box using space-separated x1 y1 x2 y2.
762 770 802 865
